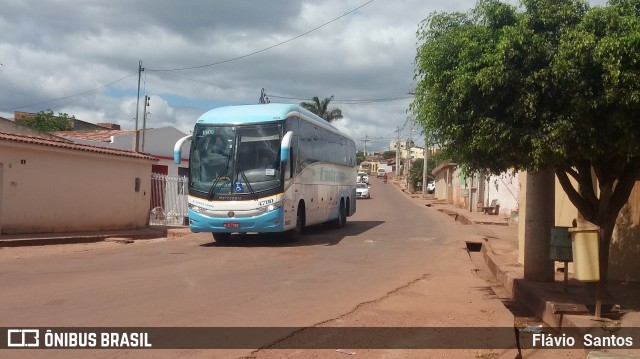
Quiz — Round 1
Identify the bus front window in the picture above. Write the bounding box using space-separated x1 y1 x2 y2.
190 126 235 194
235 124 282 193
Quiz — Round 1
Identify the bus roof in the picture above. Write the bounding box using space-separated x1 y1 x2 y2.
196 103 353 140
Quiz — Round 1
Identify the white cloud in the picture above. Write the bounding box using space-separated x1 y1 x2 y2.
0 0 609 151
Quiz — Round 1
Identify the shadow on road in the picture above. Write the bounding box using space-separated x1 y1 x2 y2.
200 220 385 248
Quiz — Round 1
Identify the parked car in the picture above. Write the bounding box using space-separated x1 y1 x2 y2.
427 180 435 194
356 182 370 199
357 171 369 184
376 168 386 178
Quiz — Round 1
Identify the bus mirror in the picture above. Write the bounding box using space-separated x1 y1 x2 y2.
280 131 294 162
174 135 192 164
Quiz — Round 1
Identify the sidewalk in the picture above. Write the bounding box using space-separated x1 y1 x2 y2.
396 180 640 357
0 226 192 247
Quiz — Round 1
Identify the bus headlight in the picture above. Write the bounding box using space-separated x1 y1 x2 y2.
189 204 204 213
259 200 283 213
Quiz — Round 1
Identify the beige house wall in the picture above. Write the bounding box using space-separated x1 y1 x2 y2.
519 170 640 282
518 172 527 264
432 164 455 202
554 176 579 228
1 141 154 234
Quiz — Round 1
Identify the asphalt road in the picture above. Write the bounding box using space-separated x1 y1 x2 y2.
0 178 586 358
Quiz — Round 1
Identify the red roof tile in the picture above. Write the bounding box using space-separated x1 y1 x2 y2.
0 131 157 161
52 129 137 142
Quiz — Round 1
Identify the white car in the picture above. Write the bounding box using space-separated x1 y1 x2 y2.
427 180 435 194
356 183 370 199
357 171 369 184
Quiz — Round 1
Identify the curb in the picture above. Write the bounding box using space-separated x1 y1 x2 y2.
0 227 191 248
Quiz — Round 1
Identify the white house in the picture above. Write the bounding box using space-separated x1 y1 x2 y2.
0 131 157 234
53 126 190 178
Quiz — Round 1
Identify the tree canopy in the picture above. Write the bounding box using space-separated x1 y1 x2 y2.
412 0 640 285
300 96 343 122
15 110 74 132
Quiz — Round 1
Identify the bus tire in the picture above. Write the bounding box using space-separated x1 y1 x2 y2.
213 233 232 243
333 199 347 228
284 205 305 243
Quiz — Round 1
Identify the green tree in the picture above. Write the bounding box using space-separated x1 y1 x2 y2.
383 150 396 160
412 0 640 288
300 96 343 122
408 159 424 190
16 110 74 132
408 157 437 190
356 151 365 164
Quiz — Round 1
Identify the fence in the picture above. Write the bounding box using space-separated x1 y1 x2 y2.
149 173 189 226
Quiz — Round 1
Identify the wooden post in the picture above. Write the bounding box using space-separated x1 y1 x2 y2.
563 261 569 293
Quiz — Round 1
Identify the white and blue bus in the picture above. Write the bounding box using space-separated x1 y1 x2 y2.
174 103 357 243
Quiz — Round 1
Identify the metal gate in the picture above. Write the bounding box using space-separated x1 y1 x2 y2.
149 173 189 226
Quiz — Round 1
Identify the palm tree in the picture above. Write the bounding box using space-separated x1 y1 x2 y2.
299 96 343 123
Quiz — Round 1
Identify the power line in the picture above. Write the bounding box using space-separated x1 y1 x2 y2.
269 93 412 104
146 73 412 104
146 0 375 72
0 1 383 113
0 1 385 113
0 72 138 112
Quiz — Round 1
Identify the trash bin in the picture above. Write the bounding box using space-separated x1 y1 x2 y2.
568 218 600 282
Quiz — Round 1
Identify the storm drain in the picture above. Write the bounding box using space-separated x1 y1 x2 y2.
465 241 483 252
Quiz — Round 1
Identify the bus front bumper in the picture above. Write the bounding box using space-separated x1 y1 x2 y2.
188 207 285 233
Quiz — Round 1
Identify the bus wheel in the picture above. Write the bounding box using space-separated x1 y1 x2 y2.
334 200 347 228
284 206 304 243
213 233 231 243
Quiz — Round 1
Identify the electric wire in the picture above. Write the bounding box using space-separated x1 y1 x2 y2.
1 1 383 112
146 0 376 72
0 72 138 112
150 72 412 103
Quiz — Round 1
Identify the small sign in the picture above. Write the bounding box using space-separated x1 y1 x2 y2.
550 226 573 261
266 168 275 176
234 183 243 192
460 188 469 197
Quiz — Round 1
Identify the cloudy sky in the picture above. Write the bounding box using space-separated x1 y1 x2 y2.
0 0 603 152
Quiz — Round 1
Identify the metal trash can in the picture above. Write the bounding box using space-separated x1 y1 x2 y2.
568 218 600 282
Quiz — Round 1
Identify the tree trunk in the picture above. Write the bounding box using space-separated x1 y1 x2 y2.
557 160 639 294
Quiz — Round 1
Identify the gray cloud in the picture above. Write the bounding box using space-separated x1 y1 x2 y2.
0 0 609 152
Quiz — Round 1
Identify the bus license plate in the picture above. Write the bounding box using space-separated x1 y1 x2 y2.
224 222 240 229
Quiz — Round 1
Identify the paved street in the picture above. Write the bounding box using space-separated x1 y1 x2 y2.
0 179 587 358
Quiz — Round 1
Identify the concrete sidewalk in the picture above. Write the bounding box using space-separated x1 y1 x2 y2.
397 181 640 357
0 226 192 247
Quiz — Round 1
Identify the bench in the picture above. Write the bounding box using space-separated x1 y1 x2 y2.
481 199 500 215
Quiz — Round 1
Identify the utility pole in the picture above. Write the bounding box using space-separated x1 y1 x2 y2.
141 94 150 152
395 127 401 176
405 128 413 189
134 60 144 152
422 136 429 198
360 135 371 158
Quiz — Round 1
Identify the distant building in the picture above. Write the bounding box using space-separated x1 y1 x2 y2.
52 126 190 178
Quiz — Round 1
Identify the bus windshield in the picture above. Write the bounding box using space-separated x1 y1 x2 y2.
189 123 282 197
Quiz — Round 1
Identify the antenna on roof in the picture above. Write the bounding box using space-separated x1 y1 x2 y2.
259 88 270 104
